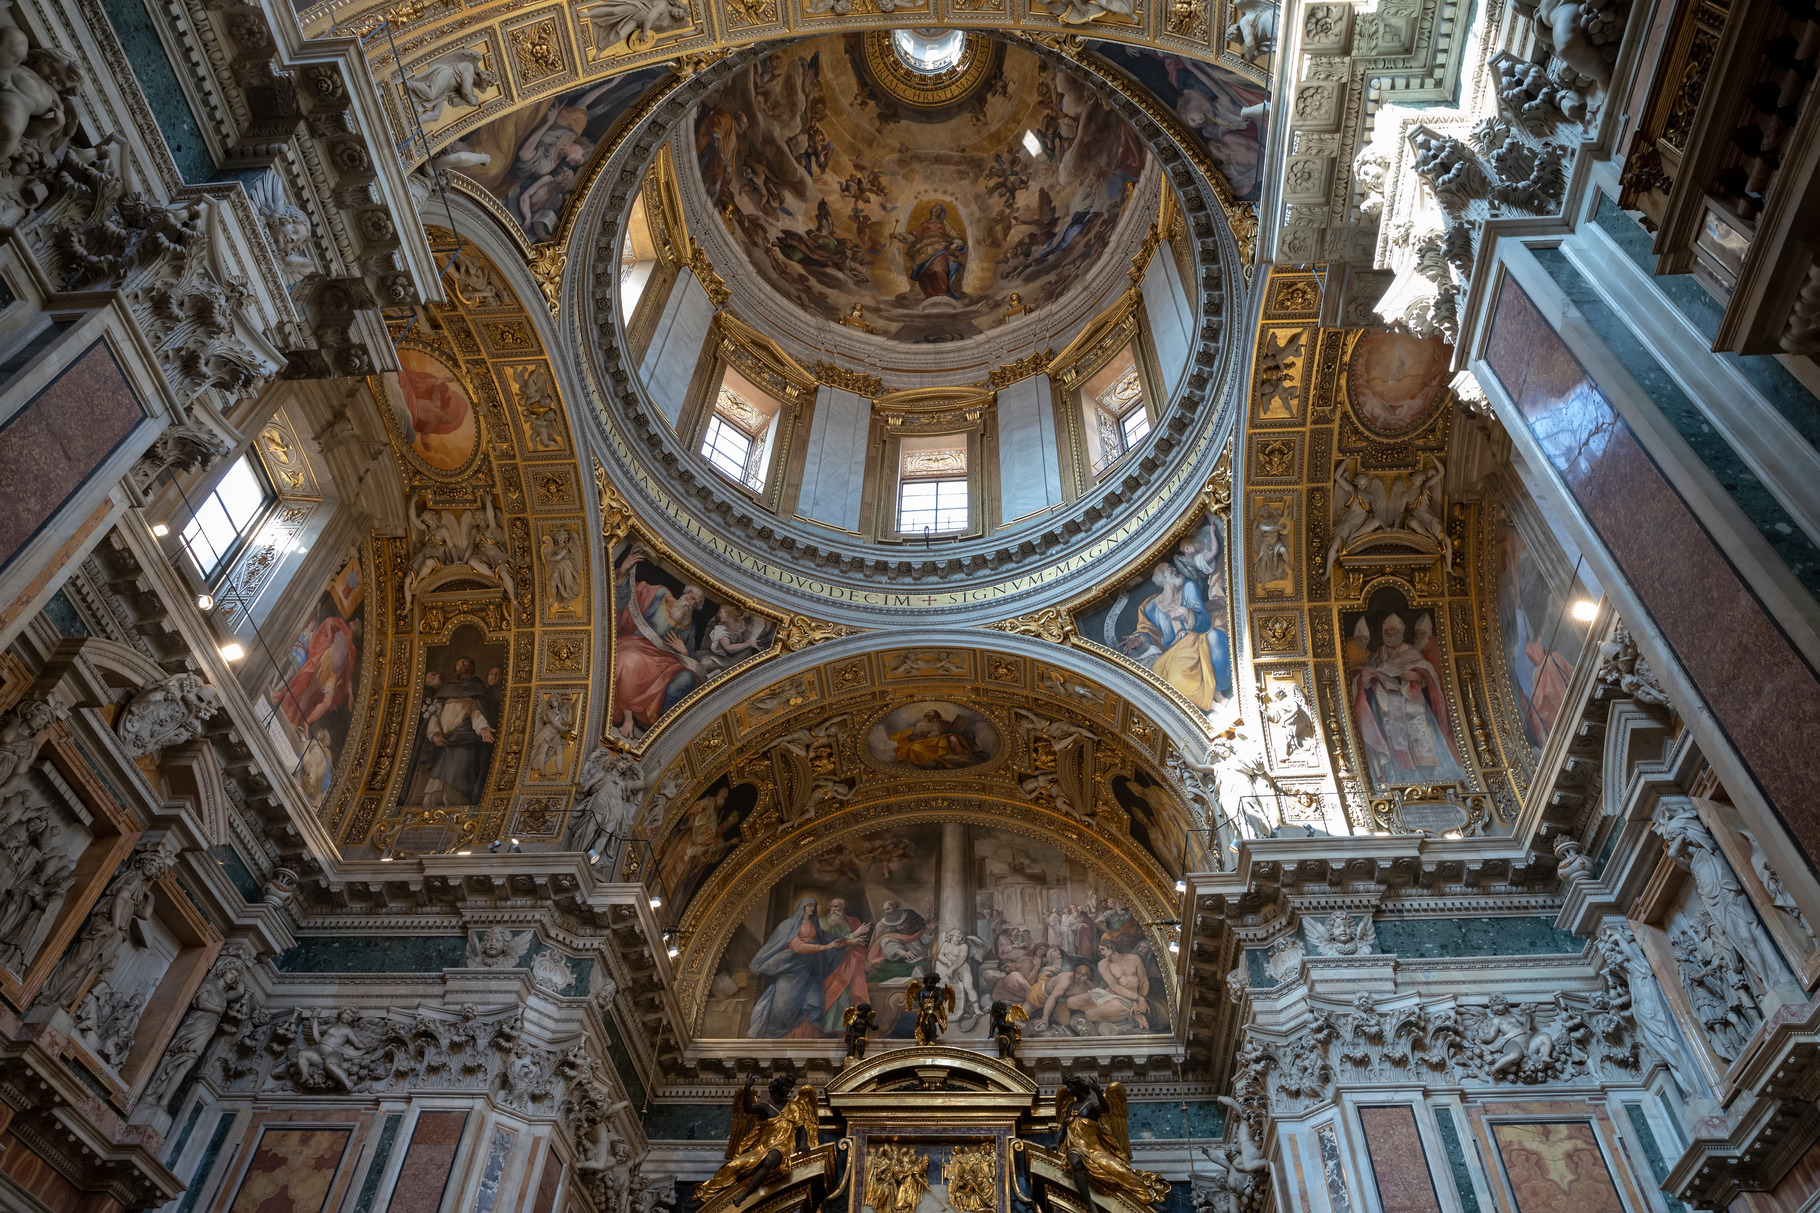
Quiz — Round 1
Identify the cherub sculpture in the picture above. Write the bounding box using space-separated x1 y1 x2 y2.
296 1007 373 1092
842 1002 879 1062
1057 1075 1172 1208
904 974 956 1045
697 1078 821 1206
989 1000 1028 1059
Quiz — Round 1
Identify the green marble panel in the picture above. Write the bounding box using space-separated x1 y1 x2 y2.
1375 916 1585 958
273 935 469 973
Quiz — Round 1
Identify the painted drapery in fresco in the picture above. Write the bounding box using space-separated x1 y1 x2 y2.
266 551 366 815
703 823 1168 1041
1344 586 1466 788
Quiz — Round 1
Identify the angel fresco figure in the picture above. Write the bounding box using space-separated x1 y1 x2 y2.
1057 1076 1171 1209
842 1002 878 1061
697 1080 821 1206
990 1000 1028 1059
904 974 956 1045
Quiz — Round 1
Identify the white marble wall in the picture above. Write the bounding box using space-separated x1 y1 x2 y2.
638 273 716 431
997 373 1064 522
1141 242 1194 398
797 385 873 533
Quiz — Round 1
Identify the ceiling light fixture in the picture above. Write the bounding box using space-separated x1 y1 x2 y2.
649 895 663 909
456 850 472 856
1570 599 1599 621
196 593 215 611
150 523 169 537
1174 879 1187 894
219 642 245 661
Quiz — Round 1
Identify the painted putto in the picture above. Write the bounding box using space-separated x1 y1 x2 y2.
701 823 1168 1041
690 36 1148 343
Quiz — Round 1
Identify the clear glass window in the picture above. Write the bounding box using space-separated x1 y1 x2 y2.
180 455 272 579
898 478 969 534
1083 346 1148 478
702 414 760 489
893 28 966 74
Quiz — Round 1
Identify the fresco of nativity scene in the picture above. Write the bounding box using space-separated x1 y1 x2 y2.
611 539 777 742
699 823 1170 1042
690 35 1149 343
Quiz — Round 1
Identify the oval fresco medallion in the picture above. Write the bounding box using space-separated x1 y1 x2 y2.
1347 330 1452 434
864 700 1001 771
381 347 482 474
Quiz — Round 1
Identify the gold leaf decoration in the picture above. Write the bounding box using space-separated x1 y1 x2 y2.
778 615 864 651
983 608 1077 643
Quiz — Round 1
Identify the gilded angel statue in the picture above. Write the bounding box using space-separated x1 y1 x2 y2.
697 1078 821 1206
903 975 955 1045
1057 1075 1172 1208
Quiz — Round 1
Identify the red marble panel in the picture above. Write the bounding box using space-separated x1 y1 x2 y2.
0 339 145 574
1358 1106 1442 1213
530 1143 563 1213
387 1110 469 1213
228 1127 354 1213
1491 1122 1623 1213
1485 277 1820 874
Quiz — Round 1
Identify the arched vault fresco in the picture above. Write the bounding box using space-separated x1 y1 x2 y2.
624 640 1199 948
324 229 600 857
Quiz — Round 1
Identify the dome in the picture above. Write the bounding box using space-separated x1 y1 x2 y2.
688 33 1152 348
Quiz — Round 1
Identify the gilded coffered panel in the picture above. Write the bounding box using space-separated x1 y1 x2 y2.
323 230 596 857
1234 268 1539 835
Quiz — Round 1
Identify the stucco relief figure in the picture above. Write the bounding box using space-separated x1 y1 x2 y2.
0 792 75 973
1347 601 1466 787
1303 911 1377 957
1059 1076 1171 1207
144 946 252 1105
575 749 649 853
468 926 533 968
1251 502 1291 588
1654 802 1795 999
407 48 497 124
543 525 584 607
1671 919 1756 1059
0 700 57 795
296 1007 373 1091
1325 458 1385 582
576 0 689 52
1226 0 1278 61
699 1080 820 1204
1594 923 1704 1096
0 6 78 228
42 843 178 1009
1195 1096 1269 1213
117 673 221 757
529 692 577 777
1742 829 1818 948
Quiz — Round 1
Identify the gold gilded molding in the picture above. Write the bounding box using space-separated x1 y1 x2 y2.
777 615 865 650
1048 289 1142 389
595 459 634 550
984 348 1054 389
528 245 565 317
982 608 1076 643
688 245 732 309
716 311 817 397
813 361 884 398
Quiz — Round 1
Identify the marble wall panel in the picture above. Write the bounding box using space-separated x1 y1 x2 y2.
1483 277 1820 872
1373 916 1586 958
272 935 469 973
388 1111 469 1213
227 1127 354 1213
1490 1122 1623 1213
1358 1106 1441 1213
639 274 715 430
0 340 145 577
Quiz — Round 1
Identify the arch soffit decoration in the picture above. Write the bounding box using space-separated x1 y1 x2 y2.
323 230 601 856
633 638 1203 933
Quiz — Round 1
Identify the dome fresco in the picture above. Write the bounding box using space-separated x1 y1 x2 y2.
690 34 1151 343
